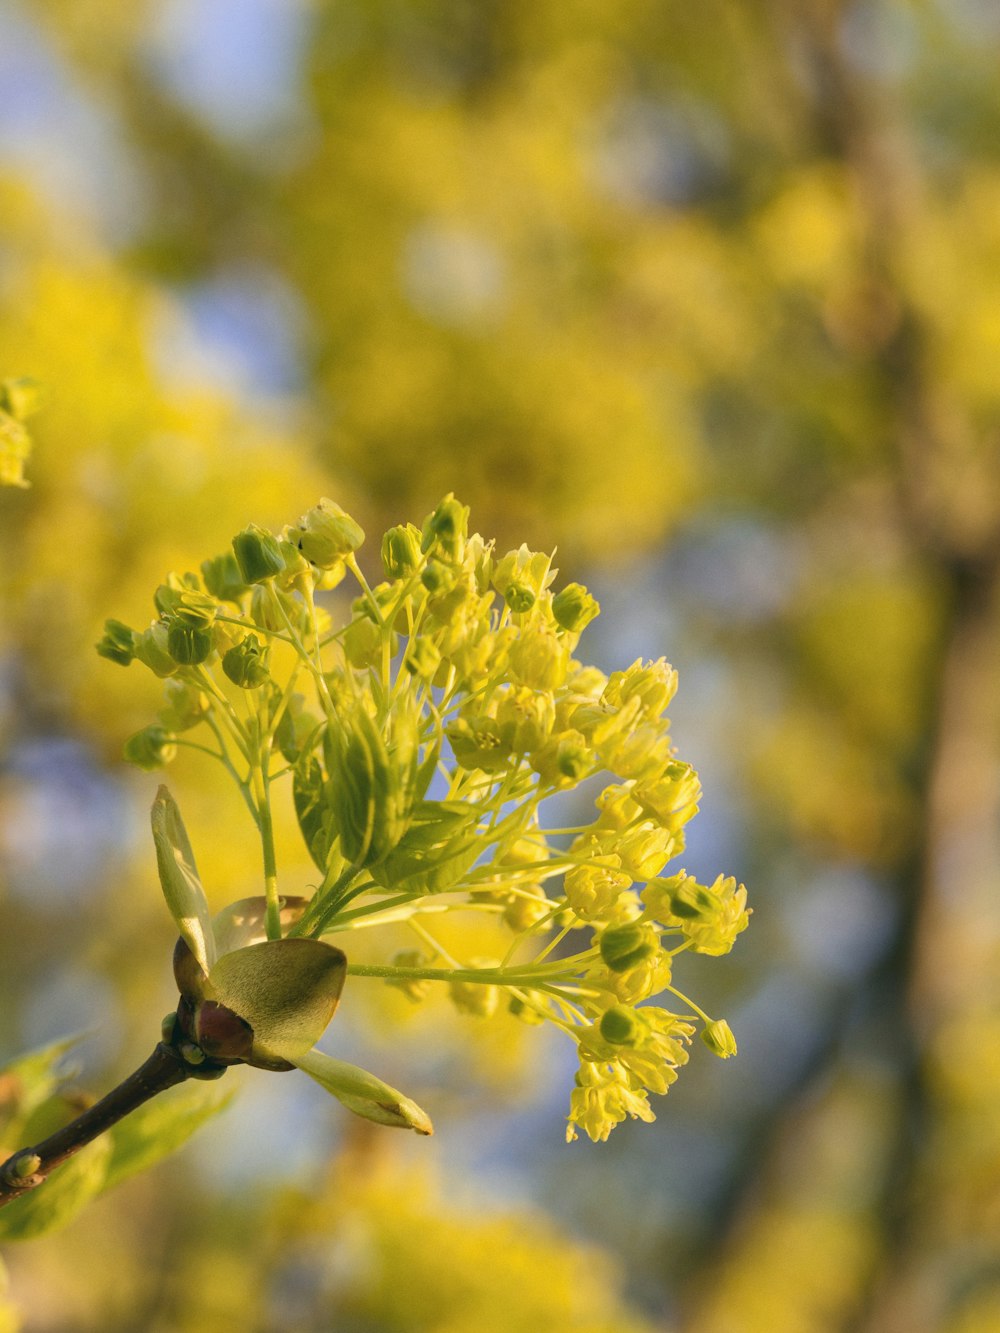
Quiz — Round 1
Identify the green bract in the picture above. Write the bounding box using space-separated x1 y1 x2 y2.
104 496 749 1143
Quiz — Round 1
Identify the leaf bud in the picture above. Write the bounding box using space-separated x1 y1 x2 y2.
95 619 137 666
599 1004 643 1046
599 922 659 973
232 523 285 584
124 725 177 771
382 523 422 578
201 552 249 603
167 621 214 666
223 634 270 688
296 497 365 567
552 582 600 632
701 1019 738 1058
421 493 469 559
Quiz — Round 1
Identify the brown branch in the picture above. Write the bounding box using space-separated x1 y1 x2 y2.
0 1040 227 1208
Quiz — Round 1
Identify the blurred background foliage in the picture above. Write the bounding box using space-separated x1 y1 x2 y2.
1 0 1000 1328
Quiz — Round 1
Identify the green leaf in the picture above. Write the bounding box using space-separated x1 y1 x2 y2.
208 939 347 1064
0 1036 84 1144
101 1081 233 1194
0 1138 110 1241
292 758 337 871
373 800 480 894
151 786 216 974
294 1048 433 1135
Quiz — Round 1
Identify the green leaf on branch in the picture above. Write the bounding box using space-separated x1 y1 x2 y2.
101 1081 233 1194
293 758 337 871
0 1036 84 1145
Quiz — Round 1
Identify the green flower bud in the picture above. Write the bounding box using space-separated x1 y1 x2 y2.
508 994 546 1025
701 1018 738 1058
135 623 179 677
343 614 383 669
504 582 535 613
124 725 177 770
421 493 469 559
382 523 422 579
421 558 455 594
552 583 600 633
201 552 249 603
296 497 364 567
232 523 285 584
153 573 199 617
172 589 218 630
167 621 214 666
385 950 433 1003
497 686 554 754
95 619 136 666
323 702 417 867
599 1004 642 1046
404 637 442 678
160 678 211 730
600 922 659 973
509 626 570 690
250 584 308 635
222 634 270 689
449 960 500 1017
530 730 592 786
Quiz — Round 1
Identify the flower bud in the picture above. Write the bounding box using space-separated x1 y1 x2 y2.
497 686 554 754
135 623 179 677
167 621 214 666
530 730 592 787
503 885 552 932
421 559 455 595
617 823 676 882
171 589 218 630
701 1019 737 1058
599 1004 642 1046
404 637 441 678
201 552 249 603
421 493 469 559
160 679 211 730
385 950 433 1003
343 614 383 669
95 619 136 666
223 634 270 688
504 582 535 612
508 994 546 1025
449 960 500 1017
563 852 631 921
509 626 570 690
552 583 600 633
232 523 285 584
296 497 364 568
600 922 659 973
492 545 552 608
382 524 422 579
124 724 177 770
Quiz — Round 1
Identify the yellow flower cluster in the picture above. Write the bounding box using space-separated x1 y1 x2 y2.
99 495 748 1142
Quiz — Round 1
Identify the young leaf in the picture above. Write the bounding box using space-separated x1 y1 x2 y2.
294 1048 433 1134
208 939 346 1064
212 896 307 956
151 786 217 974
